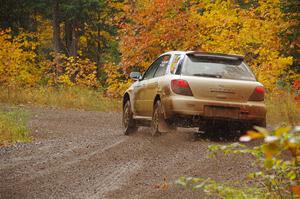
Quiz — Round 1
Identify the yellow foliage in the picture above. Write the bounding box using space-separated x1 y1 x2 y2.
104 63 133 97
35 16 53 50
0 22 99 90
46 53 99 88
0 29 41 87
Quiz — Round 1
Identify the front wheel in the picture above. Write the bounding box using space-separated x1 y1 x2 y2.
122 100 137 135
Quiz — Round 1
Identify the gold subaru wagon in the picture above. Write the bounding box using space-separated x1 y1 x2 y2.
122 51 266 136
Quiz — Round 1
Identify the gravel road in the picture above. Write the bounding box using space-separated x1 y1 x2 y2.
0 107 256 199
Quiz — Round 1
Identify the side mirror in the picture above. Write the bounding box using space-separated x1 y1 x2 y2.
130 72 141 81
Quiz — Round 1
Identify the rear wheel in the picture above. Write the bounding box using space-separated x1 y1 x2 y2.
122 100 137 135
151 100 164 136
257 119 267 128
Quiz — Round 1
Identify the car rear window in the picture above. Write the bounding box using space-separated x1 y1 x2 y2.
181 55 256 81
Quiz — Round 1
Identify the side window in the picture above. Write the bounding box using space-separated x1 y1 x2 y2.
170 54 185 74
142 58 162 80
154 55 171 77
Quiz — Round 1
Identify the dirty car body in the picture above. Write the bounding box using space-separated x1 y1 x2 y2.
122 51 267 135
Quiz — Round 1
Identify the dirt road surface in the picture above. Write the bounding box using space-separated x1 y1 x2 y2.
0 107 256 199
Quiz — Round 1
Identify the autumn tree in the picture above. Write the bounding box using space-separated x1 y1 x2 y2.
0 0 38 32
105 0 294 94
47 0 123 79
0 0 297 92
0 30 40 88
80 0 124 78
280 0 300 82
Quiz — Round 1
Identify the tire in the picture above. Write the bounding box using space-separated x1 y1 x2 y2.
257 119 267 128
151 100 164 136
122 100 137 135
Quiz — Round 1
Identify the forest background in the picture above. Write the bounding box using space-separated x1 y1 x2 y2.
0 0 299 116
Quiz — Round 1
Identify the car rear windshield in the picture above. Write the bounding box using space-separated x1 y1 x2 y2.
181 55 256 81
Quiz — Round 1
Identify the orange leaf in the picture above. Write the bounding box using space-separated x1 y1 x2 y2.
247 131 264 140
297 149 300 156
292 186 300 197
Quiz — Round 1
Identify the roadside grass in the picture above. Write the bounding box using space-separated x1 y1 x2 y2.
0 86 298 126
0 109 31 146
266 92 300 126
0 87 120 112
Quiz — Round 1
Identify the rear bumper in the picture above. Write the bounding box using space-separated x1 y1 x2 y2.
163 95 266 122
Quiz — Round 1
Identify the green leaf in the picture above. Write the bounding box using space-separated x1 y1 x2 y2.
176 177 187 187
264 158 274 169
287 171 297 180
262 143 281 157
275 126 291 136
254 126 269 136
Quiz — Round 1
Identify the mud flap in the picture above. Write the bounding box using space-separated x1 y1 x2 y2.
158 119 171 133
158 105 176 133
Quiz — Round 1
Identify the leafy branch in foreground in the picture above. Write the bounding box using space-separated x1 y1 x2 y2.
177 126 300 199
176 176 266 199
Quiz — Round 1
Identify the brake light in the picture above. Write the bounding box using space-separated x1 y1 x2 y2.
255 86 265 94
249 86 265 101
171 79 193 96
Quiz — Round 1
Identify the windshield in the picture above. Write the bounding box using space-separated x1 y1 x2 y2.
181 55 256 81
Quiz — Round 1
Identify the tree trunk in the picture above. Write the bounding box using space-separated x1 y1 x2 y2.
96 14 102 78
70 26 78 57
52 0 61 53
64 21 73 55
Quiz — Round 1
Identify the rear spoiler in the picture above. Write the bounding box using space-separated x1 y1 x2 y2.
186 51 244 61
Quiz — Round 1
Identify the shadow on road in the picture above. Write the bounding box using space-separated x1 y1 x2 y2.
191 129 243 142
126 125 244 143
